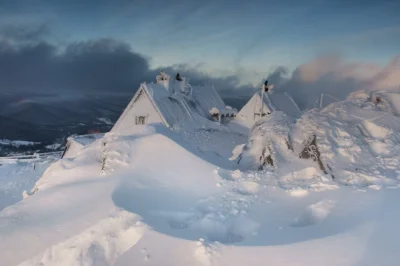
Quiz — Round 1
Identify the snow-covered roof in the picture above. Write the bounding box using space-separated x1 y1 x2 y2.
236 90 300 127
67 133 104 146
191 85 236 117
259 91 301 116
140 76 236 128
143 82 194 128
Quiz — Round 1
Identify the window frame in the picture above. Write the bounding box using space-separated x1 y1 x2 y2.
135 116 147 125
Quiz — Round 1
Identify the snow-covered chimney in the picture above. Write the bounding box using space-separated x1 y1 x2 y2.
156 72 172 94
178 77 191 94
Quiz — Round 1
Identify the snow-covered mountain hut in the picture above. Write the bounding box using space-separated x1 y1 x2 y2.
236 83 300 126
111 72 236 132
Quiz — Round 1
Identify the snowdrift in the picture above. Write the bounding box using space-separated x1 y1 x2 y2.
237 90 400 188
2 90 400 266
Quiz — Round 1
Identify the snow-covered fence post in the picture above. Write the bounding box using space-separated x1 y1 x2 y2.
101 139 108 174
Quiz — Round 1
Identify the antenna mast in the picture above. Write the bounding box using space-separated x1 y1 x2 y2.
260 80 268 117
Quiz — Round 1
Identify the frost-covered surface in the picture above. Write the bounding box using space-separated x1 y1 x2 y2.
1 91 400 265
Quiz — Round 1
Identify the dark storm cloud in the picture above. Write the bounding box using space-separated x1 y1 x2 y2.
0 23 50 43
0 23 255 94
2 24 399 110
156 64 247 92
0 24 152 92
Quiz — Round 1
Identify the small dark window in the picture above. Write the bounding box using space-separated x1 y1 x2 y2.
135 116 146 125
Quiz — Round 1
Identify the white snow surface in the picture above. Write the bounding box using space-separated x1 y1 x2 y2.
1 90 400 265
0 156 56 211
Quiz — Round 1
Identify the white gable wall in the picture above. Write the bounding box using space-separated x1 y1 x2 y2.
237 91 301 127
111 88 165 133
236 93 271 126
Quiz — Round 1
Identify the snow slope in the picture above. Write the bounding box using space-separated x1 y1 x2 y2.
1 91 400 265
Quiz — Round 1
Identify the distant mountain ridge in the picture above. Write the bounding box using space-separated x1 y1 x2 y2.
0 92 247 156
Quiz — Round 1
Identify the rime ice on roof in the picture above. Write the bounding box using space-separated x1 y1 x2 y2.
111 72 237 132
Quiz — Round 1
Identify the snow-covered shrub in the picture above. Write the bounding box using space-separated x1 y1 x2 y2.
236 111 294 170
298 134 327 174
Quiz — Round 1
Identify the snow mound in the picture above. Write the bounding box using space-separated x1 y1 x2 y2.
237 90 400 188
236 111 294 170
291 200 335 227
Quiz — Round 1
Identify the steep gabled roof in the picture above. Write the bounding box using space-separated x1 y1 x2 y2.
237 90 300 126
190 85 236 117
143 82 195 128
265 91 301 116
144 82 236 127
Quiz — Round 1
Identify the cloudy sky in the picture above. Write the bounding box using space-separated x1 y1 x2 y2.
0 0 399 108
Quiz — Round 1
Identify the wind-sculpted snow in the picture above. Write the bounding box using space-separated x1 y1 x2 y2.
238 90 400 189
1 92 400 265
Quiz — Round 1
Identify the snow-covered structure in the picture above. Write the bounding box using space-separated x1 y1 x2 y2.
62 134 104 159
236 87 300 126
236 90 400 187
111 72 236 133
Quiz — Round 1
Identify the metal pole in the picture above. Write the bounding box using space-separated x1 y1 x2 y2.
260 84 265 117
